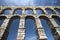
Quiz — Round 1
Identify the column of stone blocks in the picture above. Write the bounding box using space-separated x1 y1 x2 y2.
49 18 59 28
22 8 25 15
0 18 10 40
17 28 25 40
42 8 48 14
33 8 37 14
35 18 47 40
49 18 60 40
10 8 14 15
17 17 25 40
54 27 60 40
50 8 59 14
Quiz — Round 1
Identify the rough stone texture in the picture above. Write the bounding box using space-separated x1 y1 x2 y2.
0 6 60 40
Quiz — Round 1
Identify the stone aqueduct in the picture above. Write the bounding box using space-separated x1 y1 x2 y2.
0 6 60 40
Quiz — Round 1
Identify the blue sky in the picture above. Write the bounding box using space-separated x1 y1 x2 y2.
0 0 60 6
0 0 60 40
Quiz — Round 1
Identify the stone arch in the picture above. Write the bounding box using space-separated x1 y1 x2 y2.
1 8 12 15
25 8 33 14
45 8 56 14
39 16 49 20
25 16 36 26
52 15 60 18
39 16 54 40
35 8 45 14
0 16 7 19
35 8 43 10
1 16 20 40
25 8 33 10
54 8 59 10
54 8 60 14
7 16 20 40
25 16 37 40
39 16 52 27
25 16 35 20
39 15 54 29
13 8 22 14
9 16 20 20
52 15 60 26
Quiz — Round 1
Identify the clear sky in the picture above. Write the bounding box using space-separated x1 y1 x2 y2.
0 0 60 6
0 0 60 40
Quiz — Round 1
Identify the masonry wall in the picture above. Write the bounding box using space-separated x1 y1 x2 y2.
0 6 60 40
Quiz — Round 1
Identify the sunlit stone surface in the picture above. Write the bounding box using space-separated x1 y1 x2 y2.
0 6 60 40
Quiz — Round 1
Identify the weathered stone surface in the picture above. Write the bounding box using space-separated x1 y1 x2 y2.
0 6 60 40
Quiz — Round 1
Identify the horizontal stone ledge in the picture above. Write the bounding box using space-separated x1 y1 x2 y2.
0 6 60 8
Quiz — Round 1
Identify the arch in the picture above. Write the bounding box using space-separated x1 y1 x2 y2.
54 8 60 14
0 16 7 19
52 15 60 19
25 8 33 10
14 8 22 10
25 16 35 20
25 16 37 40
1 8 12 15
25 8 33 14
52 15 60 26
1 16 20 40
3 8 12 10
10 16 20 20
39 16 49 20
0 16 6 27
35 8 45 14
45 8 56 14
39 16 54 40
13 8 22 14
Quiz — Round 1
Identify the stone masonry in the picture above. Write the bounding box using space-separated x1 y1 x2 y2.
0 6 60 40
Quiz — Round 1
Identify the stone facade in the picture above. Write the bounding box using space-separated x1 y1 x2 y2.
0 6 60 40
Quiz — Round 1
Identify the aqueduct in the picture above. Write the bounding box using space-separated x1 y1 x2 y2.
0 6 60 40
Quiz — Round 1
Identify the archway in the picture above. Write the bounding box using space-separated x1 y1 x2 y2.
7 16 20 40
39 16 54 40
25 16 37 40
52 15 60 26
